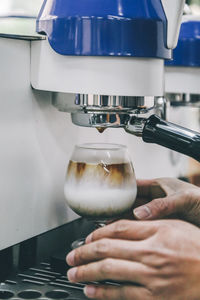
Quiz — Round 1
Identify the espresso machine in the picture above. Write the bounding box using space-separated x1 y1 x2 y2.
33 0 200 162
1 0 197 298
0 0 188 252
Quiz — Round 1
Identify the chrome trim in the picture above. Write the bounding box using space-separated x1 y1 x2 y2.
71 113 130 128
166 93 200 107
76 94 155 113
52 93 155 114
124 117 146 137
53 93 166 131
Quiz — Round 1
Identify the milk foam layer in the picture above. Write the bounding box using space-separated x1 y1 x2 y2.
64 184 137 218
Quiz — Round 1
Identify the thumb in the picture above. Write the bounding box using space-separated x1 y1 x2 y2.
133 192 186 220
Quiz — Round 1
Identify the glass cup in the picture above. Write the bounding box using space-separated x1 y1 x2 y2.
64 143 137 247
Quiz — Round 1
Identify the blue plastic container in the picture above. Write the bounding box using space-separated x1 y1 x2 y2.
37 0 171 59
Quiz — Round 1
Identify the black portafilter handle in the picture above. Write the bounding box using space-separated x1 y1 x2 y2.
142 114 200 162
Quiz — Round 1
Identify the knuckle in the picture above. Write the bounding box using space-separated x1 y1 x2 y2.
150 280 167 296
160 222 171 231
155 221 172 234
100 258 114 276
112 220 129 235
182 189 193 205
182 189 192 199
183 189 199 204
95 239 109 256
179 189 200 215
121 286 153 300
95 287 111 300
189 189 199 200
152 198 169 213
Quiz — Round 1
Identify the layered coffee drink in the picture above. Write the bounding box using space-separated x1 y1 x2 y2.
64 144 137 220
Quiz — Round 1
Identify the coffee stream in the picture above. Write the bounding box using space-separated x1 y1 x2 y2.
96 127 106 133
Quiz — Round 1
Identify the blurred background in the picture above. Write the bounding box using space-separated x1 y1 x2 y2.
186 0 200 14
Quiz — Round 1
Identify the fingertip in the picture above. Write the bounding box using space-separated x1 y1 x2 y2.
134 206 151 220
66 250 75 266
67 267 77 282
85 232 93 244
84 285 97 298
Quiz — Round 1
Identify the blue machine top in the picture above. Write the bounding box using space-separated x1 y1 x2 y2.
166 19 200 67
36 0 171 59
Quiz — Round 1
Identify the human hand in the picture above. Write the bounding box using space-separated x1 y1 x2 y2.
66 219 200 300
134 178 200 226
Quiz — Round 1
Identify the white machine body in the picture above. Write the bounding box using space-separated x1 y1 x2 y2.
31 40 164 97
32 0 185 97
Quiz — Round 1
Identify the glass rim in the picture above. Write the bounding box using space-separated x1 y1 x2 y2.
75 143 127 151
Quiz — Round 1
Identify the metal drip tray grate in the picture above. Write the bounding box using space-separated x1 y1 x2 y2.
0 262 87 299
0 219 120 299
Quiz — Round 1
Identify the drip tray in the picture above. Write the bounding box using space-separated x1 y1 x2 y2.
0 262 87 299
0 219 120 299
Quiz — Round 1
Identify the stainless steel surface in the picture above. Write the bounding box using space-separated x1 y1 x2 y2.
71 112 130 128
66 95 166 134
124 117 146 137
166 93 200 106
53 93 166 131
75 94 155 113
124 98 167 137
155 97 168 120
53 93 155 114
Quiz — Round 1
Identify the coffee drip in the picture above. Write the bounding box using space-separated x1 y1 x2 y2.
96 127 107 133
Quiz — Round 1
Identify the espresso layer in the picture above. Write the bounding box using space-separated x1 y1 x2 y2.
67 161 135 188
